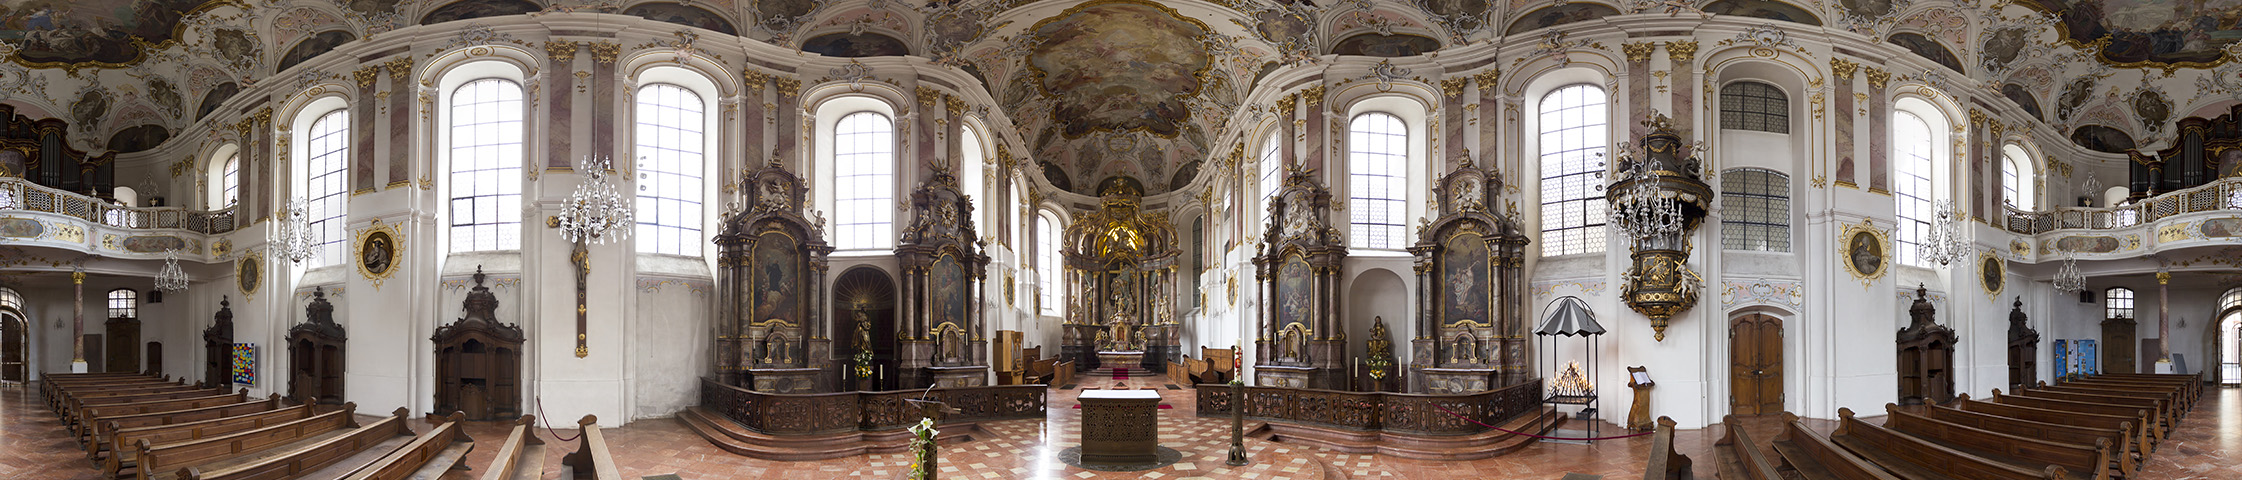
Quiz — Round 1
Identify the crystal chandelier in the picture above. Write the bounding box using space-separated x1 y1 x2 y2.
1916 199 1970 267
155 249 190 292
556 155 635 245
268 197 320 264
1606 143 1685 240
2052 249 2087 294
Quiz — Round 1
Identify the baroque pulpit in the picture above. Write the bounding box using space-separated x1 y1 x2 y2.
1408 154 1530 393
1058 177 1184 373
1253 164 1347 389
715 161 833 392
895 165 990 388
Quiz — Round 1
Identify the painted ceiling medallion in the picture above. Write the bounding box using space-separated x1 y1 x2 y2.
2015 0 2242 71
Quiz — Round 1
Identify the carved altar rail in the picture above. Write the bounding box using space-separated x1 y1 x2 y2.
1195 379 1542 436
699 378 1046 435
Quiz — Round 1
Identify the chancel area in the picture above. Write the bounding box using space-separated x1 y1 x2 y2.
5 0 2242 478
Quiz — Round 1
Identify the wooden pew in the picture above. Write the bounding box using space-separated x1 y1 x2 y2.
561 415 621 480
178 407 421 480
1709 414 1771 480
1879 404 2112 480
1922 403 2137 478
44 373 163 406
102 403 316 478
1637 416 1691 479
1827 407 2067 480
77 391 248 438
90 394 287 459
1989 389 2161 442
1951 394 2152 461
2015 386 2174 436
2037 381 2183 411
339 411 475 480
67 385 220 425
1167 360 1190 387
52 377 181 413
2071 375 2199 407
1052 360 1074 387
134 403 364 480
478 415 547 480
2058 379 2194 412
1767 412 1899 480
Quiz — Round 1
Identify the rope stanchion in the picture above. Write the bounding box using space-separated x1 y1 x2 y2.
1434 403 1654 441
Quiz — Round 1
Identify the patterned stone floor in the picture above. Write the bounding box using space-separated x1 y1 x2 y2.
6 378 2239 479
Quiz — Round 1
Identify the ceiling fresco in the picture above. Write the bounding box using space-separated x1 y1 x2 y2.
2020 0 2242 68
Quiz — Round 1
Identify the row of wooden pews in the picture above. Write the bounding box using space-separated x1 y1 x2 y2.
469 414 621 480
1690 372 2201 480
39 373 474 480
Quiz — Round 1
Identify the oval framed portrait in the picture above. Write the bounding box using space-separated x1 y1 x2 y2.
237 253 262 296
1980 252 2006 297
355 219 404 289
1838 219 1891 286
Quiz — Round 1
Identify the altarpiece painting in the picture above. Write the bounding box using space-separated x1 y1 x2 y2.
1409 155 1529 394
715 161 833 393
895 165 991 388
1253 163 1347 389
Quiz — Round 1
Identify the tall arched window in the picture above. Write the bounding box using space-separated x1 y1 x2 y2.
960 126 986 228
2002 145 2034 211
2106 287 2134 319
1348 113 1408 249
0 287 19 310
1719 82 1790 133
1258 131 1283 220
218 153 240 209
833 112 896 250
106 289 137 319
1721 168 1791 252
1538 84 1609 256
1038 212 1061 316
448 79 525 252
302 110 350 267
634 83 706 256
1893 111 1936 266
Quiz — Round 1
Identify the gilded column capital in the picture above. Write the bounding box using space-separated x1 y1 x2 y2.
544 40 580 63
742 68 769 92
382 57 414 83
586 42 621 64
1664 40 1699 63
1863 68 1890 89
352 66 379 88
1830 58 1858 80
1474 68 1501 95
1621 42 1656 64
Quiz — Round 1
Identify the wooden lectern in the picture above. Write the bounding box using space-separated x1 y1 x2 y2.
1626 366 1654 431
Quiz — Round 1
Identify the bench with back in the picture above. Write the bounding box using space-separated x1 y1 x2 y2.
1878 403 2112 480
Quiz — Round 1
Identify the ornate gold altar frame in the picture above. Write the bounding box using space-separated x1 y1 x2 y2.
1839 218 1891 288
354 218 403 289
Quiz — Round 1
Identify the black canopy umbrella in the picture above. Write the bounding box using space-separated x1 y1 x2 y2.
1536 296 1605 337
1534 295 1605 443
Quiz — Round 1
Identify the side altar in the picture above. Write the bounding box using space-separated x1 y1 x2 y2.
1058 177 1184 372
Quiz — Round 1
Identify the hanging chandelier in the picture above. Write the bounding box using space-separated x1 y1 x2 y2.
155 249 190 292
2053 250 2087 294
1606 142 1685 241
1916 199 1970 267
557 155 635 245
269 197 319 264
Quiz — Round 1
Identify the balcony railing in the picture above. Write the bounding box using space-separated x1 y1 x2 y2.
2002 177 2242 235
0 178 238 234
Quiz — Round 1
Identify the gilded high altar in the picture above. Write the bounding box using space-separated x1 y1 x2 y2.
1058 177 1183 372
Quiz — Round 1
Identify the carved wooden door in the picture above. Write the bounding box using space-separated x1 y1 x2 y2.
2102 318 2137 374
145 342 162 376
1 314 24 383
1730 314 1783 415
105 318 140 373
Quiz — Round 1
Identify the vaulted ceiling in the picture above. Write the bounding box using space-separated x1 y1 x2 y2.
2 0 2239 194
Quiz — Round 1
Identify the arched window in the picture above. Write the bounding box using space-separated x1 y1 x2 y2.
1719 82 1789 133
1893 111 1937 266
633 83 706 256
217 153 240 209
1037 212 1062 316
2002 145 2034 211
2106 287 2134 319
1258 131 1283 220
2224 287 2242 311
1721 168 1791 252
302 110 350 267
960 126 986 228
1348 113 1408 249
0 287 21 310
1538 84 1609 256
833 112 896 250
107 289 137 319
448 79 525 252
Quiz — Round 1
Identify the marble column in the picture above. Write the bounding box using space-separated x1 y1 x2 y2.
71 269 86 373
2158 270 2170 363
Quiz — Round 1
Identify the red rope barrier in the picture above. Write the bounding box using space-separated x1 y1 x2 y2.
1433 403 1654 441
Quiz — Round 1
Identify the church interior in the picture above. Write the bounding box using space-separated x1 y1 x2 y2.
4 0 2242 478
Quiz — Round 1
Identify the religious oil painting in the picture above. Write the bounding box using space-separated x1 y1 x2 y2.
932 254 967 329
360 230 395 275
1886 33 1967 73
623 2 738 36
1844 229 1885 279
1701 0 1823 26
238 254 262 295
1331 33 1442 57
751 232 801 325
1979 253 2005 296
421 0 542 25
0 0 213 66
800 32 912 57
2023 0 2242 67
1027 0 1212 138
275 30 358 73
1443 232 1490 325
1277 254 1311 329
1507 3 1619 35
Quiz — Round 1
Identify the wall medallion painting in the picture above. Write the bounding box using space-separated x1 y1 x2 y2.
1840 219 1890 287
356 219 403 289
932 253 966 329
1277 254 1312 329
238 252 264 296
751 232 801 325
1443 232 1491 326
1979 251 2006 297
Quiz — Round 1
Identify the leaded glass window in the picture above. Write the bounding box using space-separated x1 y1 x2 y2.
1721 168 1791 252
1720 82 1790 133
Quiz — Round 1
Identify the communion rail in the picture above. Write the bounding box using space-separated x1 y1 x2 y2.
1194 378 1542 436
698 377 1046 435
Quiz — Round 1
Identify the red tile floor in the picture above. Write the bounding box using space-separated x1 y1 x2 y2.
6 379 2237 479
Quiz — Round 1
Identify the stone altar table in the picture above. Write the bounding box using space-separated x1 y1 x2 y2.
1077 389 1161 465
1097 351 1145 369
